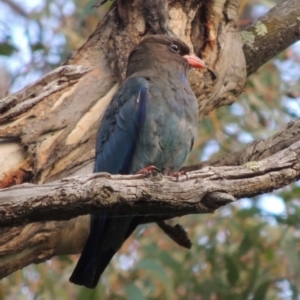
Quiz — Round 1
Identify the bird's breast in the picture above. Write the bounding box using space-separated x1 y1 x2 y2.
129 77 198 174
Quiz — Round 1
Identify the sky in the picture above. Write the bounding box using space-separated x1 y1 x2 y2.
0 0 75 92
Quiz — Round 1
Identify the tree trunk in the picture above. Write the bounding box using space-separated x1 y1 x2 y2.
0 0 299 279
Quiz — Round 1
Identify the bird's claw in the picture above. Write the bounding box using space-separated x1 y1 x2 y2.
136 165 161 176
170 170 188 181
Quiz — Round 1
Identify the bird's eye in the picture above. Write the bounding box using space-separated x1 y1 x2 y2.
170 43 179 53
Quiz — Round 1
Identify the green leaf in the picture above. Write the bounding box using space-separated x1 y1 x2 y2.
252 281 270 300
236 207 261 219
242 252 260 299
77 286 104 300
0 42 17 56
263 248 274 262
237 233 252 256
125 283 146 300
31 42 44 52
225 255 239 286
135 259 174 300
282 234 300 279
289 282 299 300
158 251 182 274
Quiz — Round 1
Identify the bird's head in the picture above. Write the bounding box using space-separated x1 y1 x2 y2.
126 35 206 78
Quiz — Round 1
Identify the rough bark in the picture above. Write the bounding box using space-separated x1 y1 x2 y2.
1 118 300 278
0 216 89 280
0 0 299 279
1 0 246 186
1 137 300 227
183 119 300 171
242 0 300 76
1 134 300 278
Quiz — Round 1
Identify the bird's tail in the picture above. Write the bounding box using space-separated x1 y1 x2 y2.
69 214 140 289
69 214 112 288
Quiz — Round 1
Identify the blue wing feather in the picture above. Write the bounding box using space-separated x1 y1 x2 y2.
70 77 148 288
95 77 148 174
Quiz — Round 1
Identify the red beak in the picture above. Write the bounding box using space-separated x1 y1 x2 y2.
183 54 206 69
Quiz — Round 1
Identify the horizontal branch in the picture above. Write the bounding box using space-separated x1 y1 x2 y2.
1 0 299 281
1 119 299 279
1 138 300 227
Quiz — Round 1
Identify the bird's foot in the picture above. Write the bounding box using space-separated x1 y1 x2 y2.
136 165 161 176
169 170 188 181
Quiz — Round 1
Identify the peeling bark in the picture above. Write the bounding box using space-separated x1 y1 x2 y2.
1 135 300 278
1 137 300 227
0 0 246 186
0 216 89 279
0 0 300 280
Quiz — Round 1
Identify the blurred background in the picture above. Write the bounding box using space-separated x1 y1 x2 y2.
0 0 300 299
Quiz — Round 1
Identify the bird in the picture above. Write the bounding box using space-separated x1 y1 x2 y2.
69 34 205 288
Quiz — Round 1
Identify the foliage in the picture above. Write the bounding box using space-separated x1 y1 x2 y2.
0 0 300 299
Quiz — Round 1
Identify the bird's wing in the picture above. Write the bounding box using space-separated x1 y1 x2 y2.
95 76 148 174
70 77 148 288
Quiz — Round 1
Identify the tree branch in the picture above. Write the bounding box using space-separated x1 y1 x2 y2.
1 0 300 280
1 0 299 188
0 216 89 279
183 119 300 172
0 0 247 187
242 0 300 76
1 121 299 278
1 138 300 227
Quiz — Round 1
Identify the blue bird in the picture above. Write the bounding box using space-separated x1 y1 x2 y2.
69 35 205 288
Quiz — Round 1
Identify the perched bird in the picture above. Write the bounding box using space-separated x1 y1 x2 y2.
69 35 205 288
